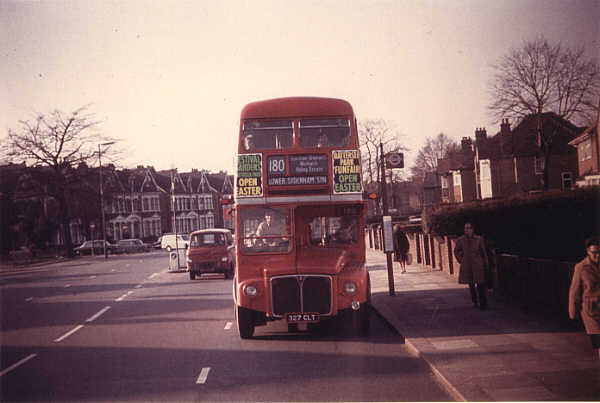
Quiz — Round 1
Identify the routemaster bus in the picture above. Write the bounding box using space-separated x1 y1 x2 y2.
233 97 370 338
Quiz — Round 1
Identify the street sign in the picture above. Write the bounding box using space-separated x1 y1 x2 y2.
385 152 404 169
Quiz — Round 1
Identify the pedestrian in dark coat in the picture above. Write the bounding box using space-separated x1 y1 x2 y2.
569 237 600 359
393 225 410 273
454 222 489 309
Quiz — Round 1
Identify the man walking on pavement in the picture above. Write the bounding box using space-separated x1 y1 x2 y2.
454 222 489 309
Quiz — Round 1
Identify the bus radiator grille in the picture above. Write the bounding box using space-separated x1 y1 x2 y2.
271 275 332 316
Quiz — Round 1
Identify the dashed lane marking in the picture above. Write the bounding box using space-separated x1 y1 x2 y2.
0 354 38 377
148 273 160 279
115 293 128 302
25 297 34 302
54 325 84 343
85 306 111 323
196 367 211 384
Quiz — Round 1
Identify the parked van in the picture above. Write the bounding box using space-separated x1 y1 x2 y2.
160 233 189 251
186 229 235 280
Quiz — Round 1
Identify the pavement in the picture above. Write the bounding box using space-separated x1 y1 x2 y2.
366 247 600 401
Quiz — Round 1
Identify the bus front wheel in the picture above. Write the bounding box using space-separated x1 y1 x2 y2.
236 306 255 339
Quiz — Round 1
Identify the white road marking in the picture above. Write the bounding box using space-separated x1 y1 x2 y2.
54 325 84 342
89 275 97 279
196 367 211 384
115 293 128 302
0 354 38 377
135 284 143 289
224 322 232 330
148 273 160 279
85 306 111 323
25 297 34 302
64 284 71 288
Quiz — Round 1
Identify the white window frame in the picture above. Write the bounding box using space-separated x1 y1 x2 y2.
534 156 545 175
561 172 573 190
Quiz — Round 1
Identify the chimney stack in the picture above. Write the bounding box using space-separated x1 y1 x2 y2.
500 119 513 155
461 137 473 150
475 127 487 143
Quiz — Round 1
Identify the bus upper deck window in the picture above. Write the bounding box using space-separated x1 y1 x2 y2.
299 118 350 148
242 120 293 150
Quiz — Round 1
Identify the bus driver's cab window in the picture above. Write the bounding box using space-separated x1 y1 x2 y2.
242 120 293 150
240 207 291 253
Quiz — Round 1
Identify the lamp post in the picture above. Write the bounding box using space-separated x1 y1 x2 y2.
98 141 115 259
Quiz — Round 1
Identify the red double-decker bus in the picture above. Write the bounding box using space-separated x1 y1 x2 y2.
233 97 370 338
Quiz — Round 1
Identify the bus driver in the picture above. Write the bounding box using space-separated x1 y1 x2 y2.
256 212 284 247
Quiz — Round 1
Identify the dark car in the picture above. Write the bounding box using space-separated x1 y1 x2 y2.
186 229 235 280
116 238 150 254
74 240 117 256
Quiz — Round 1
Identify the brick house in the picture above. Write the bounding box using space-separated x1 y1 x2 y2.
95 166 234 243
569 120 600 187
473 113 580 199
437 137 477 204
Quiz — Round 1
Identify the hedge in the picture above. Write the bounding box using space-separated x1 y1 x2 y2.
423 187 599 261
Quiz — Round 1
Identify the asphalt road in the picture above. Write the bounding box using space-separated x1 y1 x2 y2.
1 252 452 402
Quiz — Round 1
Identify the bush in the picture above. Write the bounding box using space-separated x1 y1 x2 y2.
424 187 599 261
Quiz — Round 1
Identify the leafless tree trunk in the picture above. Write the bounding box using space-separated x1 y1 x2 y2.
410 133 459 183
3 106 115 256
358 119 406 215
488 36 600 190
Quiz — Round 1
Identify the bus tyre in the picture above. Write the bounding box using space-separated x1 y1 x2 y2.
189 271 196 280
236 306 255 339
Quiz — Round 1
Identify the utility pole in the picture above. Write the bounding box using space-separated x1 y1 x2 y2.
380 142 395 296
98 141 115 259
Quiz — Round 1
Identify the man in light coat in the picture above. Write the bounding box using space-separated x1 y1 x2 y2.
454 222 489 309
569 237 600 359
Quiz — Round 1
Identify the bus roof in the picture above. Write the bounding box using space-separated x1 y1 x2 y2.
241 97 354 120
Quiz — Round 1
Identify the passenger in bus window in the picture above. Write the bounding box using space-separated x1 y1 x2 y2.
332 217 356 243
243 133 255 150
316 130 329 148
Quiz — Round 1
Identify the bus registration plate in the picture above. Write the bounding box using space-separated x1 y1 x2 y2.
286 313 320 323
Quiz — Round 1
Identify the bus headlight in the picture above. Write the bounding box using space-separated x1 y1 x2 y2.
344 281 357 295
244 284 258 297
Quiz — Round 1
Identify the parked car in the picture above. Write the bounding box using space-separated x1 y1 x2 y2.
74 240 117 256
152 236 163 249
161 233 189 251
116 238 150 254
186 229 235 280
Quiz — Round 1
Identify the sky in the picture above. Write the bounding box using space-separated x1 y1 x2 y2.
1 0 598 175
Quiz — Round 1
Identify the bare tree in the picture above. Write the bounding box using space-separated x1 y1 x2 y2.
3 106 116 256
359 119 406 185
410 133 459 183
488 36 600 189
